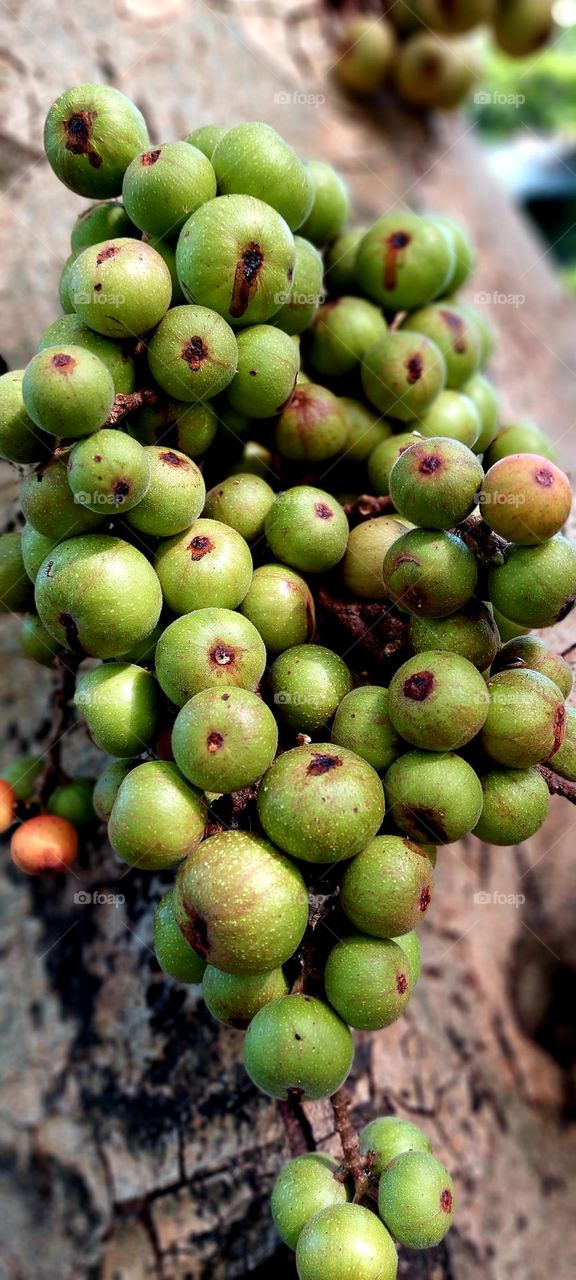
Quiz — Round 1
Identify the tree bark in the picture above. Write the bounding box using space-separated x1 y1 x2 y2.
1 4 576 1279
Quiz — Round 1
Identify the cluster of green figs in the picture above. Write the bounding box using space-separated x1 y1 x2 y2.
0 84 575 1280
330 0 554 112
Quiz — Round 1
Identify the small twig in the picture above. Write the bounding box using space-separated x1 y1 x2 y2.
277 1093 317 1157
330 1087 370 1200
537 764 576 804
104 388 159 427
317 586 407 665
343 494 396 522
457 513 508 563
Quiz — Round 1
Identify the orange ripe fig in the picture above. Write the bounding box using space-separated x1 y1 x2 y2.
10 813 79 875
0 779 16 832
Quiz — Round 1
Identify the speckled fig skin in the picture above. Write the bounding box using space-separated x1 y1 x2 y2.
176 195 295 328
265 486 349 574
212 122 313 230
308 297 387 378
276 383 347 462
384 751 483 844
154 888 206 984
202 965 288 1029
341 834 434 937
243 994 354 1100
331 686 402 773
70 238 172 338
185 125 227 160
155 607 266 707
44 83 149 198
488 535 576 628
109 761 206 870
257 742 385 864
147 304 238 402
389 436 483 529
342 516 407 600
0 533 34 614
480 453 572 544
203 474 274 543
473 767 549 845
546 705 576 781
93 760 133 822
462 373 500 453
299 161 350 246
71 201 138 252
388 650 489 751
38 313 136 395
122 140 217 238
325 935 411 1030
485 420 557 466
67 429 151 513
226 325 299 418
402 303 481 389
416 390 481 447
172 687 278 794
359 1116 432 1177
367 432 421 495
0 370 49 465
480 669 566 767
272 236 324 335
271 1154 349 1250
21 460 104 540
22 345 115 438
361 331 446 422
239 563 315 652
408 599 500 671
269 644 353 737
296 1204 398 1280
356 211 455 310
382 528 477 618
155 518 253 614
74 663 159 758
35 535 162 659
126 446 205 537
339 398 391 462
173 831 309 975
378 1151 455 1249
492 635 573 698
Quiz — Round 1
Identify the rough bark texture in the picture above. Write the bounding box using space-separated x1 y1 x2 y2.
1 4 576 1279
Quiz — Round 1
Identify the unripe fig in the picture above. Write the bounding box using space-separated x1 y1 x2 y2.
244 994 354 1100
125 446 205 538
341 835 434 937
383 529 477 617
299 161 350 246
362 331 446 421
331 686 402 773
0 532 34 613
408 599 499 671
21 460 104 540
154 888 206 983
473 767 549 844
154 518 253 613
492 635 573 698
258 742 385 864
240 563 315 652
325 935 412 1030
356 211 455 310
108 761 206 870
265 487 349 574
174 831 309 974
480 669 566 767
70 239 172 337
384 750 483 843
122 140 217 238
388 650 489 750
276 383 347 462
172 686 278 793
378 1151 455 1248
202 965 288 1029
546 706 576 782
93 760 133 822
155 607 266 707
488 536 576 628
44 83 149 198
203 474 275 544
271 1154 348 1249
480 454 571 544
342 517 407 600
359 1116 432 1177
296 1203 398 1280
269 644 353 736
75 663 159 757
389 436 483 529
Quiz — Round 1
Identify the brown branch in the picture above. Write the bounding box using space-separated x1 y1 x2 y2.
277 1093 317 1157
330 1087 371 1201
457 513 508 564
342 494 396 523
317 586 407 665
537 764 576 804
104 388 159 427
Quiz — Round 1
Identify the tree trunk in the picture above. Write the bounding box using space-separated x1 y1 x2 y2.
1 4 575 1278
